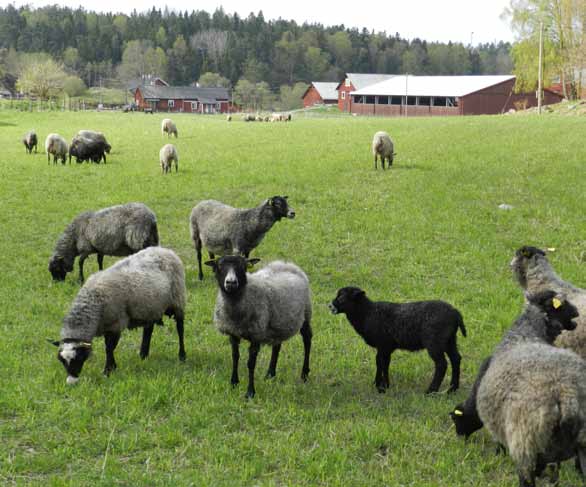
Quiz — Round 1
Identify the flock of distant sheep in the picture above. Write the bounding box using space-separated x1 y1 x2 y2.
21 117 586 487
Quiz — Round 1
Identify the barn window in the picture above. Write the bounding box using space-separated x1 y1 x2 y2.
191 102 197 111
433 97 447 106
168 99 175 108
341 91 346 100
365 96 375 104
447 97 458 107
353 95 364 104
407 96 417 105
390 96 402 105
418 97 431 106
377 96 389 105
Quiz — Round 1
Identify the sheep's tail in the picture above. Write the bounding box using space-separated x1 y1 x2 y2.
457 313 467 338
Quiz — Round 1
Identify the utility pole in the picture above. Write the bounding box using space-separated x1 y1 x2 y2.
537 21 543 114
405 73 408 117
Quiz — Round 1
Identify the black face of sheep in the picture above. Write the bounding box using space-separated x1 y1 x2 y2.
529 290 579 340
267 196 295 220
329 287 365 315
450 404 484 439
510 246 547 288
52 340 92 384
205 256 261 296
49 256 70 281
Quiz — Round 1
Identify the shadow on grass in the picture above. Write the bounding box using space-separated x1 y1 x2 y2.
0 121 17 127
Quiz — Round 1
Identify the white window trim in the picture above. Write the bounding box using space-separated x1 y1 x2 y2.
345 78 351 87
168 99 175 108
341 91 346 100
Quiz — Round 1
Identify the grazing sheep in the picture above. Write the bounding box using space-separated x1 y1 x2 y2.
23 131 38 154
476 291 584 487
329 286 466 394
159 144 178 174
255 115 263 122
76 130 111 153
226 115 232 122
161 118 178 137
372 131 395 170
49 202 159 283
69 137 108 164
511 245 586 359
45 134 68 165
206 256 312 399
242 114 255 122
51 246 186 385
190 196 295 281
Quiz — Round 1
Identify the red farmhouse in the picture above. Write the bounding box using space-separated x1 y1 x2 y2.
134 84 233 114
302 82 339 107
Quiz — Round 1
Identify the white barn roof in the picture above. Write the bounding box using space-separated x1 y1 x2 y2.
311 82 339 101
343 73 397 90
351 75 516 98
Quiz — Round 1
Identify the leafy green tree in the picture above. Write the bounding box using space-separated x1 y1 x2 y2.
16 57 67 99
233 78 255 109
198 71 231 88
274 31 304 84
304 47 330 80
62 75 87 96
279 82 308 110
327 31 353 72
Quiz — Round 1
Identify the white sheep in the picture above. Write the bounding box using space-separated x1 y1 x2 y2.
372 131 395 170
45 133 68 165
161 118 178 138
159 144 178 174
206 256 312 398
51 246 187 384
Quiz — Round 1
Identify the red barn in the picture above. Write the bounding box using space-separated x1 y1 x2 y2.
349 75 563 117
302 82 339 107
336 73 396 112
134 85 233 113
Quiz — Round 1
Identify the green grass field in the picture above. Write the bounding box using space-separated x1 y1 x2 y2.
0 110 585 486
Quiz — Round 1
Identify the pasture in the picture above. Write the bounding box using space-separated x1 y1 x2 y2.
0 110 585 486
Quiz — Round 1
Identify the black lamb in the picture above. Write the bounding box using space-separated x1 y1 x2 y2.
69 137 107 164
329 286 466 394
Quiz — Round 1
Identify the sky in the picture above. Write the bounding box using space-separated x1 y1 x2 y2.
1 0 516 45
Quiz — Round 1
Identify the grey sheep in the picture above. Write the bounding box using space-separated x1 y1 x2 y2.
159 144 178 174
51 246 187 385
372 131 395 170
206 256 312 399
226 115 232 122
476 291 584 487
76 130 111 153
23 131 38 154
49 202 159 283
45 133 68 165
511 246 586 359
190 196 295 281
161 118 178 137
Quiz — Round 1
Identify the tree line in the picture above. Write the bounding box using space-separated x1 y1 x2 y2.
0 4 513 109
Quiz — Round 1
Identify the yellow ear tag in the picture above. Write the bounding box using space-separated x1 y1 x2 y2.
552 298 562 309
454 409 463 416
522 249 530 257
547 247 556 252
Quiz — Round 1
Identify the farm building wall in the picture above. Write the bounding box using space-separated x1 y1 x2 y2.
338 79 354 112
303 86 324 107
351 103 461 117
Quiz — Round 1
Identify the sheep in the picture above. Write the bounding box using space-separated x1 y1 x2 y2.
76 130 111 153
45 133 68 165
329 286 466 394
50 246 186 385
161 118 178 138
190 196 295 281
69 137 108 164
159 144 178 174
226 115 232 122
372 131 395 170
23 131 38 154
242 114 255 122
475 291 585 487
49 202 159 283
511 245 586 359
206 256 312 399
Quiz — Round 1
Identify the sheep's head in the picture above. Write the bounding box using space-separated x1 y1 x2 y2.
50 339 92 385
267 196 295 220
329 287 367 315
205 256 260 296
528 290 579 342
48 255 73 281
510 246 547 288
450 403 483 439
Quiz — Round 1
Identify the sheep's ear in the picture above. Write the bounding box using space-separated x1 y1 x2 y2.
522 248 531 258
352 289 366 299
246 258 261 269
47 339 60 347
204 259 218 268
283 195 288 199
453 409 464 416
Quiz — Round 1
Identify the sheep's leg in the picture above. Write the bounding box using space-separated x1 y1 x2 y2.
97 254 104 271
230 335 240 386
140 324 155 359
381 349 392 390
374 154 378 170
208 251 215 260
375 349 386 393
425 349 448 394
195 237 204 281
382 156 386 170
78 254 88 283
577 448 586 476
246 342 260 399
518 471 536 487
266 344 281 379
300 321 312 381
175 314 186 361
446 338 461 393
103 332 121 375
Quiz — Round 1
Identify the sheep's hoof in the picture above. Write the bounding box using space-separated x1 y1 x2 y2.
301 369 310 382
265 371 276 380
179 352 186 362
447 385 459 394
245 389 255 399
231 379 239 387
103 364 117 376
